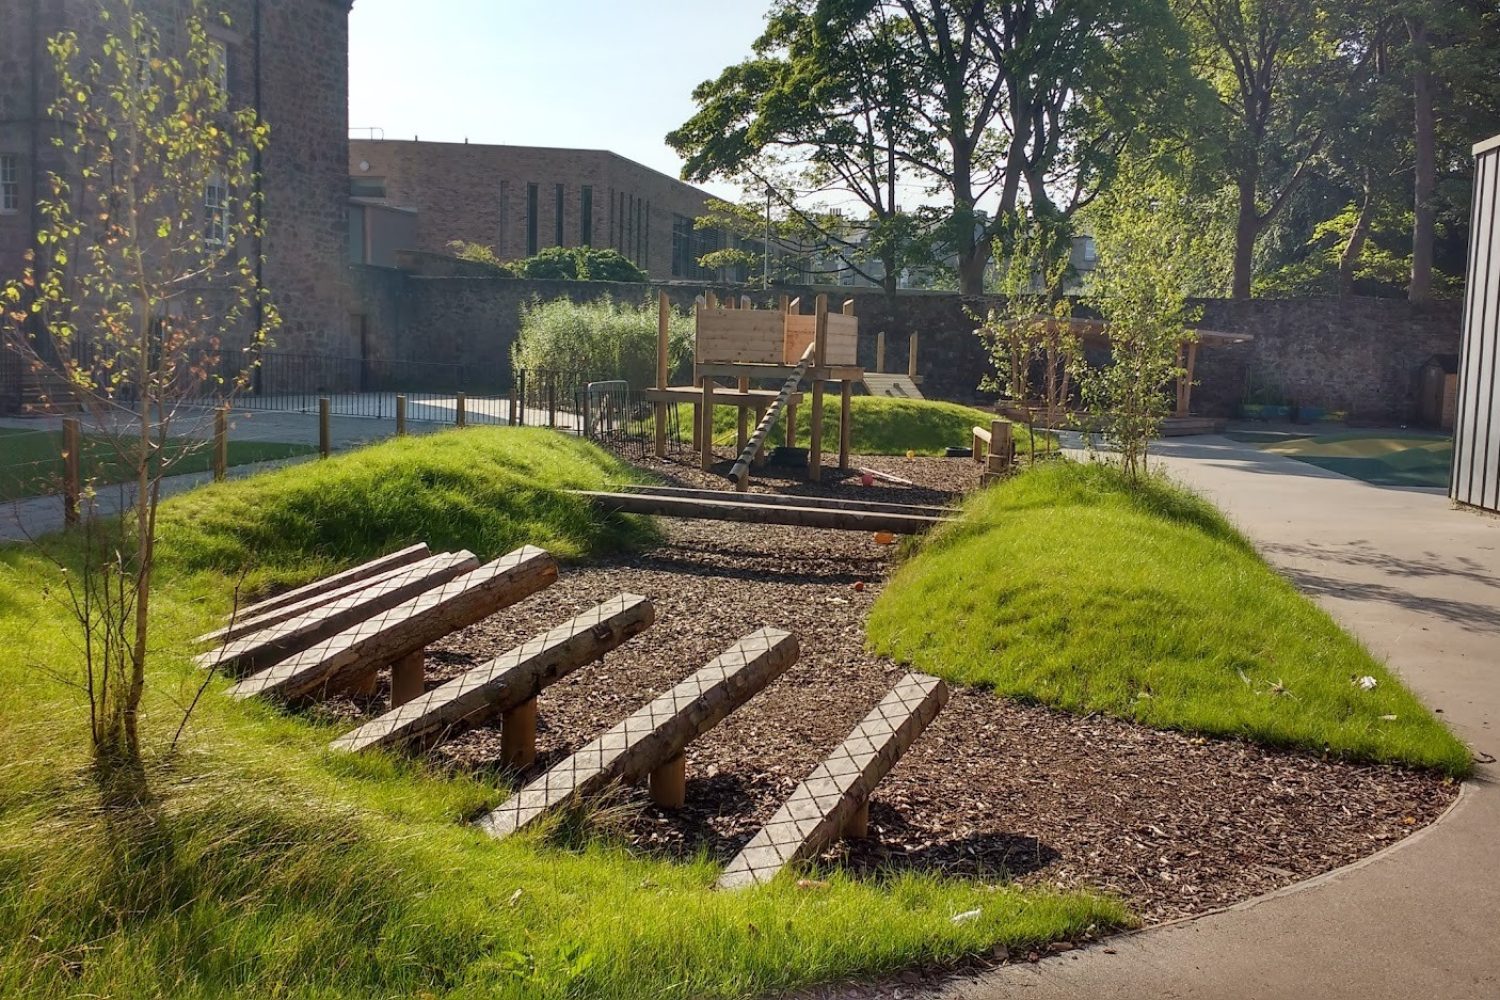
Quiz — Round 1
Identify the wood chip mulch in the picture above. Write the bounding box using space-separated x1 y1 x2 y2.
345 448 1457 927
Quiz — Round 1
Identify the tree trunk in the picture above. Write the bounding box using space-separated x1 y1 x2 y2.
1407 16 1435 303
1339 175 1376 297
1232 176 1259 299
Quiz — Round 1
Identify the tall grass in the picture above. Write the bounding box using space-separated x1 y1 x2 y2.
513 296 694 388
0 427 1125 999
868 461 1473 776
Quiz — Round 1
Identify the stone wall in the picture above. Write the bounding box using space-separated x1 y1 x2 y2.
353 264 1461 423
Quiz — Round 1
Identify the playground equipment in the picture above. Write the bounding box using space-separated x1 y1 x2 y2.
208 545 948 884
647 291 864 490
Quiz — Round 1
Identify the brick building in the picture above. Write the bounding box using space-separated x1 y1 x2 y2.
0 0 356 400
348 138 739 280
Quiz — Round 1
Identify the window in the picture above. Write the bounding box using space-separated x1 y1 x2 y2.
642 199 650 269
617 191 626 251
671 214 692 277
580 185 592 246
203 176 228 245
526 183 538 256
1080 236 1097 264
635 198 644 265
209 38 230 94
0 155 18 213
554 183 564 246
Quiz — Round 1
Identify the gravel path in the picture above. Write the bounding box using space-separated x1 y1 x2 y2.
341 450 1456 924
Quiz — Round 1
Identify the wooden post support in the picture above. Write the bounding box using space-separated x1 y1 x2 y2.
839 379 852 470
508 380 519 426
876 331 886 373
500 697 538 768
516 371 526 426
650 752 687 808
706 291 719 310
655 292 670 458
690 402 701 448
396 394 407 436
809 295 829 482
352 671 378 697
61 417 81 527
456 392 466 428
547 373 558 429
752 402 768 467
992 419 1012 470
318 397 331 458
736 376 750 455
213 406 228 483
844 799 870 840
908 333 919 377
784 398 798 448
730 344 813 490
700 377 714 472
390 648 425 708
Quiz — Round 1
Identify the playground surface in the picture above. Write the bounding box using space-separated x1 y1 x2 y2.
307 447 1454 926
1225 425 1453 489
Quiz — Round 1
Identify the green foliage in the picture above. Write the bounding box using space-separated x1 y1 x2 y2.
0 432 1127 998
1079 167 1209 476
512 297 693 388
514 247 648 283
868 461 1473 776
447 240 516 276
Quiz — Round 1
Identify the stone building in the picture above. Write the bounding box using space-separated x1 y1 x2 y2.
0 0 356 406
348 138 738 280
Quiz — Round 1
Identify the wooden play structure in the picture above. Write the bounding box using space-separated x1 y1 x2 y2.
205 545 948 881
647 291 864 490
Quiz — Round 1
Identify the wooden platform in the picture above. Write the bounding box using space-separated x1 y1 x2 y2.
330 594 654 755
230 546 558 703
717 673 949 889
862 373 924 400
642 386 804 407
477 627 798 839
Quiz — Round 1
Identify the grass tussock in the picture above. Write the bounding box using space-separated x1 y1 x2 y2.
0 427 1125 999
868 461 1472 777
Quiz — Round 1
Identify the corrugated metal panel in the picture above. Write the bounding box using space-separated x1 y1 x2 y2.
1452 138 1500 512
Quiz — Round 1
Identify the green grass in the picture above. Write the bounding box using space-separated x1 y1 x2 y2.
0 426 1124 999
0 426 316 502
868 461 1472 777
1225 428 1453 489
684 395 1054 457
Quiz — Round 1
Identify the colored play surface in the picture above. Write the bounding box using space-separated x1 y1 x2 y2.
1225 428 1453 489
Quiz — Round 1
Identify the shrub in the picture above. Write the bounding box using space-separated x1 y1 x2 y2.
446 240 515 276
513 247 649 283
512 297 693 386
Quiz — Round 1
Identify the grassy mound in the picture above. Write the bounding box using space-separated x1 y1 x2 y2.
0 428 1124 999
868 461 1471 776
159 426 655 597
691 396 1052 457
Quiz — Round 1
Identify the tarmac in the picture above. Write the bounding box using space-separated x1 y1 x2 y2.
935 435 1498 1000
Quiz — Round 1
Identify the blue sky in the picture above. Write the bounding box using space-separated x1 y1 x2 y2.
348 0 768 201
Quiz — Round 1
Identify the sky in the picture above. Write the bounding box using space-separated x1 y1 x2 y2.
348 0 771 202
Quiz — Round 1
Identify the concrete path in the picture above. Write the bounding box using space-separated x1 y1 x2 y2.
934 435 1498 1000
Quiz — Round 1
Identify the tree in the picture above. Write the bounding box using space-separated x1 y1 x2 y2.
1 0 275 791
672 0 1187 295
1078 167 1214 476
1175 0 1374 297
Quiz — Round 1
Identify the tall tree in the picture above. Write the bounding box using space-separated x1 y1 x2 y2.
1176 0 1373 297
672 0 1187 295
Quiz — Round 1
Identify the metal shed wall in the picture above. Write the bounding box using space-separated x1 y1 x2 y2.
1452 134 1500 512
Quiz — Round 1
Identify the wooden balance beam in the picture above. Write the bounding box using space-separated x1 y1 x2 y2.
571 491 951 534
728 344 814 491
229 543 431 624
229 546 558 704
198 552 479 675
478 626 799 839
616 485 954 518
717 672 949 889
329 594 655 761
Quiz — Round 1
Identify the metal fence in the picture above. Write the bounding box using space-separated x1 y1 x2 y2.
579 380 690 459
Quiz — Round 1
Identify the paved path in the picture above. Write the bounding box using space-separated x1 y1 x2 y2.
936 435 1499 1000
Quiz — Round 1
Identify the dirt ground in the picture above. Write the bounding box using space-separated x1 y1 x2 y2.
329 448 1455 933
